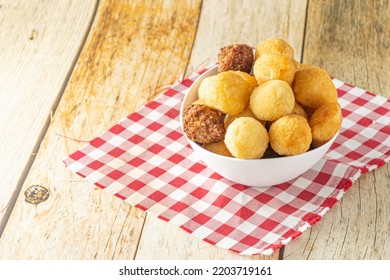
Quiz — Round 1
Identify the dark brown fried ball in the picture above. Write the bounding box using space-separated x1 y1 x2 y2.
218 44 254 73
183 104 226 144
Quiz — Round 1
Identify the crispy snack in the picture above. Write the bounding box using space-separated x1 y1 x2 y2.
224 117 269 159
292 101 308 120
250 80 295 121
198 71 251 115
293 67 338 109
218 44 254 73
183 104 225 144
309 102 342 148
253 53 296 85
224 106 265 128
203 140 233 157
232 71 258 92
269 114 312 156
255 38 294 60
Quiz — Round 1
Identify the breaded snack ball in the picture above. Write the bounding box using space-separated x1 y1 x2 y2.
183 104 225 144
309 102 342 148
253 53 296 85
224 117 269 159
218 44 254 73
198 71 250 115
224 106 265 128
255 38 294 60
232 71 258 92
203 140 233 157
250 80 295 121
293 67 338 109
269 114 312 156
292 101 308 120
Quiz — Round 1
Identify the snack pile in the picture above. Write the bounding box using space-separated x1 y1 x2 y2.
182 38 342 159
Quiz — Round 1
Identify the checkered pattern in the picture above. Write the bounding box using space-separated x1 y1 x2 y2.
64 65 390 256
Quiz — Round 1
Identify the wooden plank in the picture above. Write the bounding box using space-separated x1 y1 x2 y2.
284 0 390 259
136 0 308 260
0 0 97 228
0 0 202 259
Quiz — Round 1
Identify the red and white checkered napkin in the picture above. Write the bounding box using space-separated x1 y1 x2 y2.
64 65 390 255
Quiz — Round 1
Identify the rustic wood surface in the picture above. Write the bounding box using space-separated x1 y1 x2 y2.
0 0 389 260
284 0 390 259
0 0 97 230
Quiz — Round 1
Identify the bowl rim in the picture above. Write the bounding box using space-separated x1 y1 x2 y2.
180 65 340 163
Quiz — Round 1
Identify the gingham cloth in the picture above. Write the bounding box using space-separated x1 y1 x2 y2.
63 65 390 255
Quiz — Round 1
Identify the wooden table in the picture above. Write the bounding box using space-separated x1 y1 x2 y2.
0 0 389 260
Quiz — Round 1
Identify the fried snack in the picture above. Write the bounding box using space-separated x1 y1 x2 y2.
203 140 233 157
232 71 258 92
224 106 265 128
293 67 338 109
183 104 225 144
253 53 296 85
250 80 295 121
218 44 254 73
192 99 205 105
224 117 269 159
309 102 342 148
198 71 251 115
292 101 308 120
255 38 294 60
269 114 312 156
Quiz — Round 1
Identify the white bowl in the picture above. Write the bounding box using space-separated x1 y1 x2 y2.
180 65 338 187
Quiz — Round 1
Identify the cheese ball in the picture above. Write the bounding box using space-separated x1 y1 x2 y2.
255 38 294 60
224 106 265 128
253 53 296 85
250 80 295 121
232 71 258 92
218 44 254 73
198 71 251 115
293 67 338 109
269 114 312 156
309 102 342 148
192 99 206 105
292 101 308 120
203 140 233 157
224 117 269 159
182 104 225 144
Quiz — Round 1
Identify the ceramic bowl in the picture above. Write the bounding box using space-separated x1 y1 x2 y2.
180 65 338 187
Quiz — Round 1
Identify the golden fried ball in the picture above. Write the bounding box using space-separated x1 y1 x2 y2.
250 80 295 121
255 38 294 60
293 67 338 109
224 106 265 128
203 140 233 157
269 114 312 156
253 53 296 85
198 71 250 115
292 101 308 120
309 102 342 148
224 117 269 159
232 71 258 92
192 99 206 105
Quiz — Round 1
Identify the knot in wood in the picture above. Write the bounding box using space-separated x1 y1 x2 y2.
24 185 49 205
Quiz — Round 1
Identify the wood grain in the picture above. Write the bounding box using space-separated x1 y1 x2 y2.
187 0 308 75
136 0 308 260
0 0 201 259
284 0 390 259
0 0 97 229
